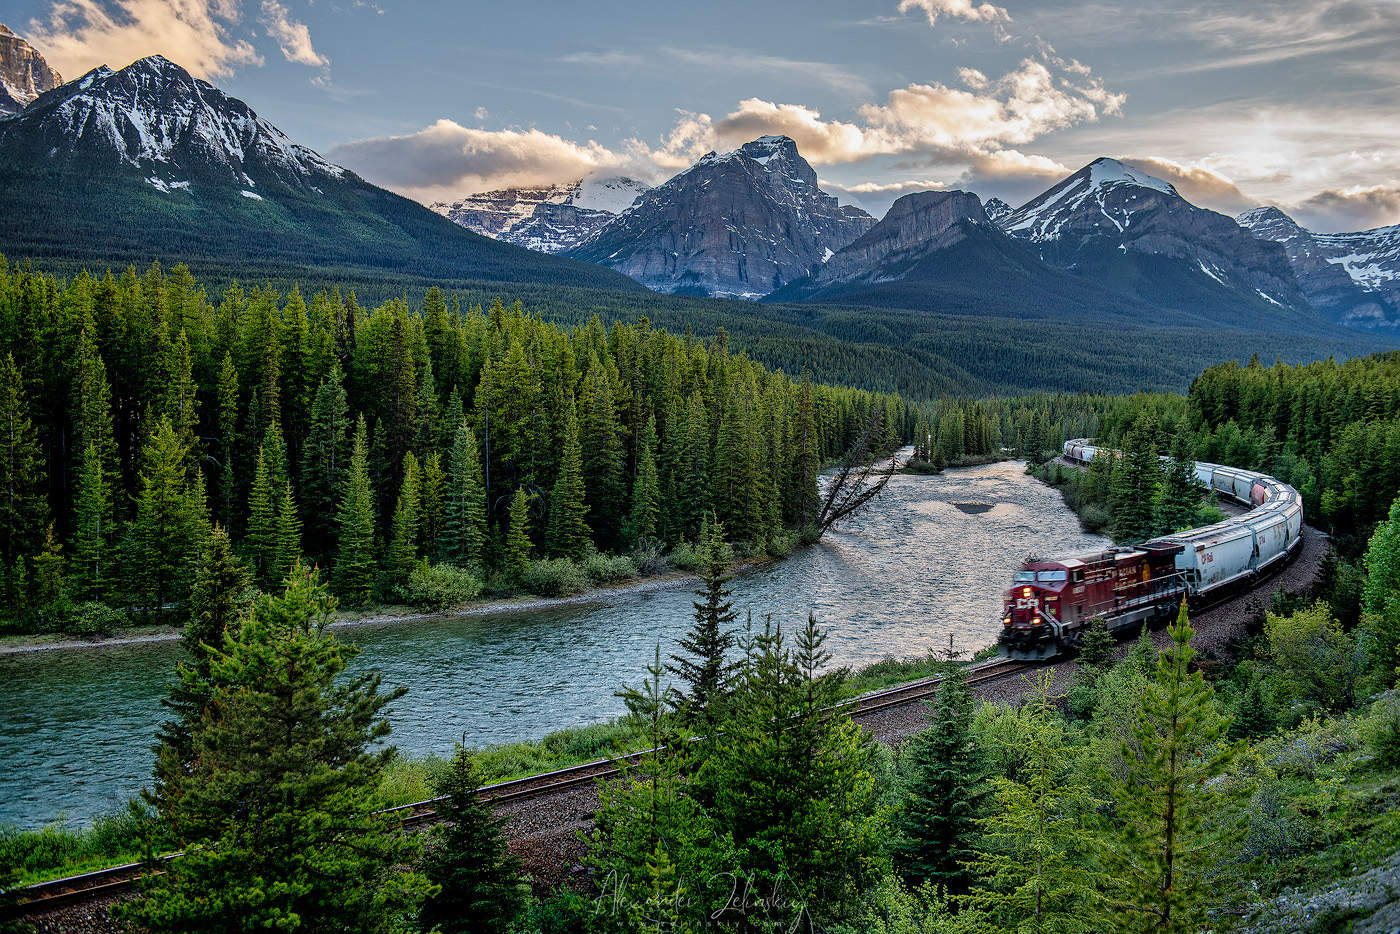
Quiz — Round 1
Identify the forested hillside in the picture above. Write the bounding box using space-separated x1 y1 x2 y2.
0 258 903 632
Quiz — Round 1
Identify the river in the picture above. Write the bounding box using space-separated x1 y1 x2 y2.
0 460 1108 830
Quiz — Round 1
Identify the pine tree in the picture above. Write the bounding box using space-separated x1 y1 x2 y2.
546 402 590 560
580 365 626 549
387 452 422 588
1098 601 1234 933
0 353 46 583
894 662 984 894
420 451 444 560
149 527 251 813
300 365 349 558
505 488 532 580
72 331 117 497
31 524 63 609
128 418 204 620
968 671 1102 931
626 413 661 548
667 519 738 730
244 443 276 589
439 420 487 569
418 744 526 934
215 353 239 532
71 441 113 602
1155 429 1203 536
335 417 377 606
272 479 301 585
1110 413 1162 543
121 568 431 932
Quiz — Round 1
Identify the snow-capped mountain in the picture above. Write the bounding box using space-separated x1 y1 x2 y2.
568 135 875 298
1238 206 1400 329
0 55 637 289
983 197 1013 224
433 176 650 254
0 24 61 116
999 157 1306 312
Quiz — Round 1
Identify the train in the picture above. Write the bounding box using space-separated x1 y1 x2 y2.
998 439 1305 660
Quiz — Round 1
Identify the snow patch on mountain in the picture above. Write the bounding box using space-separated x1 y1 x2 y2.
1004 158 1177 243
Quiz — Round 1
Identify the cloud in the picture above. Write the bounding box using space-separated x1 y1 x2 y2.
28 0 261 79
897 0 1010 26
1292 186 1400 233
473 106 489 121
661 46 873 99
327 120 630 203
709 57 1122 166
1119 156 1255 214
819 178 948 196
259 0 327 68
561 49 645 67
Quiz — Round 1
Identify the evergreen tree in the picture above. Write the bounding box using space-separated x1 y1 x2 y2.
128 418 204 620
439 420 487 569
387 452 422 588
0 353 45 587
504 488 532 580
244 443 276 589
418 744 526 934
420 452 444 559
626 413 661 548
272 479 302 585
300 364 349 558
1155 429 1204 535
546 402 590 559
1098 601 1234 933
894 662 984 894
121 568 431 932
215 353 239 532
969 672 1102 932
1110 413 1162 543
667 519 738 729
335 417 377 606
72 331 117 498
149 526 251 813
580 365 626 549
71 441 113 602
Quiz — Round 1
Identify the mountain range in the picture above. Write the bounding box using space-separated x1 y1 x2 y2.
0 33 1396 340
0 48 637 289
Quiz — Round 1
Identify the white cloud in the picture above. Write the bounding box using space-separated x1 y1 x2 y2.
709 57 1122 166
1293 186 1400 233
897 0 1010 27
259 0 327 68
28 0 261 79
328 120 632 203
474 106 489 121
1118 156 1255 215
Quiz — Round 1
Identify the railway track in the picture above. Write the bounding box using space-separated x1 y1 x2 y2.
12 656 1032 916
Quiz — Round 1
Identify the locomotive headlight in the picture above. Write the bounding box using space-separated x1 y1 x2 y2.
1022 587 1031 597
1002 616 1011 626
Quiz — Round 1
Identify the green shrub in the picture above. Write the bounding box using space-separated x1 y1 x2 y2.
61 601 126 637
629 537 667 575
1079 503 1111 534
399 561 482 610
522 558 590 597
766 528 799 557
668 541 704 573
581 552 637 585
1363 696 1400 769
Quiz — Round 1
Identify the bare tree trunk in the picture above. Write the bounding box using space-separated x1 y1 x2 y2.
815 411 899 537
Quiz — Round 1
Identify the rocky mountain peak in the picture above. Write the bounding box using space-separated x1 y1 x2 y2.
0 23 62 116
984 197 1013 224
808 189 988 286
569 136 874 298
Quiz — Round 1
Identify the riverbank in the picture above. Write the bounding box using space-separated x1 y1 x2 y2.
0 564 745 657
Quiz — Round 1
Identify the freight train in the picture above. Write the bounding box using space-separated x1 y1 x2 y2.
998 440 1304 660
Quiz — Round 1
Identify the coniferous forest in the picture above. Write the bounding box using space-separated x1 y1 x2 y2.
0 258 904 632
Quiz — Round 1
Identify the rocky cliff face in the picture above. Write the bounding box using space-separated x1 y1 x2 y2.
812 190 989 285
983 197 1012 224
432 176 649 253
568 136 874 298
1236 206 1396 328
0 24 61 116
1001 157 1306 310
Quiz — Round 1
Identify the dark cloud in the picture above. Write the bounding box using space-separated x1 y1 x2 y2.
1293 186 1400 232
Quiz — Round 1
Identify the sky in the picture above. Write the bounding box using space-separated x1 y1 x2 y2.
9 0 1400 232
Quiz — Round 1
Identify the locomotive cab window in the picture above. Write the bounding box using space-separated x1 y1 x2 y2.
1013 571 1036 582
1036 570 1066 582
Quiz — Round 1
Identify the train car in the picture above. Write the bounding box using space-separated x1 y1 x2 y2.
1001 440 1305 659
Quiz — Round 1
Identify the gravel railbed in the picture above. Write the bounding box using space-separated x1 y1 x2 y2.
28 525 1329 929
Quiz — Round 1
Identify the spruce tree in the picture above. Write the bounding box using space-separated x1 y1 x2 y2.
894 661 985 894
71 441 113 602
420 451 444 559
387 452 422 588
1155 429 1203 536
300 365 349 558
0 353 45 585
439 420 487 569
335 417 377 606
272 478 301 585
244 443 276 589
418 744 526 934
1098 601 1234 933
1109 413 1162 543
149 526 251 813
667 519 738 729
505 488 532 580
546 402 590 560
129 417 204 620
121 568 431 932
968 671 1102 931
580 365 626 549
626 413 661 548
215 353 239 532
